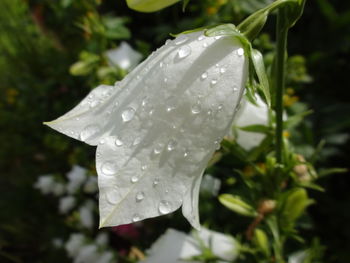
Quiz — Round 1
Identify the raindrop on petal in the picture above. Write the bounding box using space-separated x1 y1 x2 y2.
115 137 123 146
132 214 141 222
237 48 244 56
153 178 159 186
121 107 135 122
191 102 202 114
158 200 171 215
177 45 191 59
201 72 208 80
174 35 188 45
101 161 118 176
131 176 139 183
136 192 145 202
167 139 177 151
80 125 100 141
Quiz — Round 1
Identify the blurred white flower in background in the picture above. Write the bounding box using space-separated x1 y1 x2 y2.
288 250 308 263
105 42 142 71
34 175 66 196
200 174 221 196
84 176 98 193
234 96 269 150
140 228 237 263
65 233 86 258
67 165 87 194
59 195 76 214
79 200 95 229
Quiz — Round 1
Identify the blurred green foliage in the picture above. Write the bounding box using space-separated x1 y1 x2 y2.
0 0 349 262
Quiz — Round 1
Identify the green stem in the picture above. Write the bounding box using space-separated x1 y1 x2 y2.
275 10 288 165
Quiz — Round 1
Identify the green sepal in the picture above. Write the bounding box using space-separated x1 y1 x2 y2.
251 49 271 106
219 194 257 217
238 124 270 134
254 228 270 257
281 188 313 223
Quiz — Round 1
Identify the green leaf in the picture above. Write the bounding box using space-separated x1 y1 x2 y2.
282 188 312 223
238 124 270 134
283 110 313 129
182 0 190 11
254 228 270 257
126 0 181 12
251 49 271 106
219 194 257 217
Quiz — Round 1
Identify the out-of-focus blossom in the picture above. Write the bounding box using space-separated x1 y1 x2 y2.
200 174 221 196
59 196 76 214
234 96 268 150
105 42 142 71
65 233 86 258
140 228 237 263
97 251 114 263
52 182 65 196
95 232 109 246
84 176 98 193
67 166 87 194
112 223 140 240
288 250 308 263
74 244 100 263
79 201 95 229
34 175 56 194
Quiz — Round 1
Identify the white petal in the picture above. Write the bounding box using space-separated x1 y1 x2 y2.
234 95 268 150
106 42 142 70
46 31 248 228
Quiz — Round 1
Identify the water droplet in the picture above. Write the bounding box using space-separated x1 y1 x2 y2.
115 101 119 107
215 63 219 68
167 139 177 151
237 48 244 56
214 140 221 150
99 138 105 145
184 150 189 158
165 39 171 45
159 62 163 68
233 87 239 92
198 35 205 41
217 104 223 111
131 176 139 183
207 109 213 115
166 106 175 112
88 94 93 99
201 72 208 80
174 35 188 45
215 36 222 40
101 161 117 176
158 200 171 214
220 67 226 74
121 107 135 122
177 45 191 59
115 137 123 146
141 165 148 171
75 117 80 121
153 144 163 155
132 214 141 222
191 102 202 114
133 137 141 146
164 77 168 83
203 42 208 48
89 100 99 108
141 97 148 107
165 189 169 193
80 125 100 141
211 79 218 87
153 178 159 186
136 192 145 202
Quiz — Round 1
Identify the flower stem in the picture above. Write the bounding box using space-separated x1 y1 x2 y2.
275 10 288 165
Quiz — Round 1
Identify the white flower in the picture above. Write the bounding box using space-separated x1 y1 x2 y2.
234 95 268 150
105 42 142 71
79 201 95 229
140 228 237 263
84 176 98 193
96 251 114 263
34 175 55 194
52 182 66 196
67 165 87 194
288 250 308 263
59 196 76 214
74 244 100 263
45 31 248 229
95 232 109 246
65 233 86 258
200 174 221 196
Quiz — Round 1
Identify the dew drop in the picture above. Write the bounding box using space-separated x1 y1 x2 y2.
233 87 239 92
183 150 189 158
201 72 208 80
237 48 244 56
89 100 99 108
191 102 202 114
133 137 141 146
158 200 171 214
99 138 105 145
131 176 139 183
207 109 213 115
220 67 226 74
217 104 224 111
164 77 168 83
197 35 205 41
203 42 208 48
177 45 191 59
153 144 163 155
159 62 164 68
211 79 218 87
80 125 100 141
101 161 117 176
153 178 159 186
141 165 148 171
167 139 177 151
136 192 145 202
121 107 135 122
132 214 141 222
174 35 188 45
75 117 80 121
115 137 123 146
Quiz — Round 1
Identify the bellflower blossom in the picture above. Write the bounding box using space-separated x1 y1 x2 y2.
45 31 248 229
105 42 142 71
